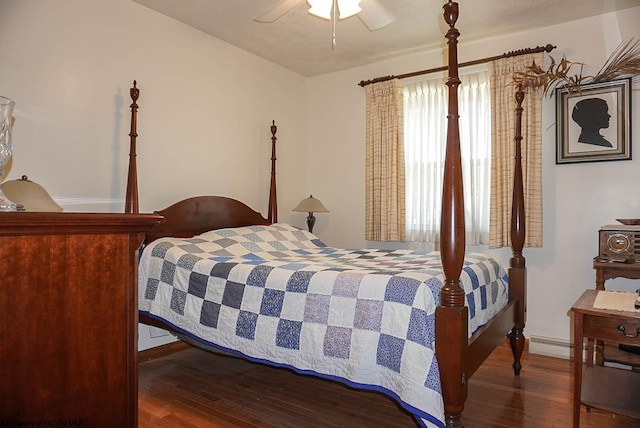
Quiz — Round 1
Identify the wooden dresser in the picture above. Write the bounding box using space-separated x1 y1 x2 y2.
0 212 162 427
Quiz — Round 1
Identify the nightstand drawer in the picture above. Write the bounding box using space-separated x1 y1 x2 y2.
584 314 640 346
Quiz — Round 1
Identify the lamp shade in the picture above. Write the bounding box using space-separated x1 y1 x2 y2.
1 175 62 212
292 195 329 213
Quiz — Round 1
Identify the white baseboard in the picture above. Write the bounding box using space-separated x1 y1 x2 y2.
529 334 636 370
529 335 574 359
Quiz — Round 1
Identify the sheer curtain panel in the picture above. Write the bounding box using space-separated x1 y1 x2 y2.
404 70 491 245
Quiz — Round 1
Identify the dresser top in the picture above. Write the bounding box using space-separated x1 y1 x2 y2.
0 212 163 235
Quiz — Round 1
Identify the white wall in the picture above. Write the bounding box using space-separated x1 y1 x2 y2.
0 0 309 213
0 0 309 350
306 7 640 357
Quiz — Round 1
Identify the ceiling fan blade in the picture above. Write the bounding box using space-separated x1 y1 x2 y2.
357 0 395 31
254 0 305 23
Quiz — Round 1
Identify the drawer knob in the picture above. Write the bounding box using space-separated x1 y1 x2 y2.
617 324 640 338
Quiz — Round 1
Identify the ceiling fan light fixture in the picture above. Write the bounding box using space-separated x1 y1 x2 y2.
308 0 361 20
308 0 332 20
337 0 361 19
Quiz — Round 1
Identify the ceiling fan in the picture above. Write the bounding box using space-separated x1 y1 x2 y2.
254 0 395 32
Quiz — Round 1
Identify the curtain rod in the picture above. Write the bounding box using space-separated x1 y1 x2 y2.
357 43 556 87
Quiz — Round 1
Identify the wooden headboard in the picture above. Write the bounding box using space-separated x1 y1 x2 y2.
144 196 270 244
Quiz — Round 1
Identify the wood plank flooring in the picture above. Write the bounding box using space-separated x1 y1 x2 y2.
138 342 639 427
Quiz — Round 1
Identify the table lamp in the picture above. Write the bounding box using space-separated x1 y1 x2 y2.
1 175 62 212
293 195 329 233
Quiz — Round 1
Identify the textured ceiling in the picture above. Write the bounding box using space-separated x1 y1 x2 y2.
132 0 640 77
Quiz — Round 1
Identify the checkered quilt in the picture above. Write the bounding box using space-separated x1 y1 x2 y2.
139 223 509 428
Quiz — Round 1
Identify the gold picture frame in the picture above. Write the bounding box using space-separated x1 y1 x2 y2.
556 78 631 164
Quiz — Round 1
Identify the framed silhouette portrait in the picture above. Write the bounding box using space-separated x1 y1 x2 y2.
556 78 631 164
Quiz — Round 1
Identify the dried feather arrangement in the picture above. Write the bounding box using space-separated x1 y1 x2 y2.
513 38 640 96
513 56 589 96
591 38 640 83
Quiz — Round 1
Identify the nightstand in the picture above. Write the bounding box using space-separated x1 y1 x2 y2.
571 289 640 427
592 259 640 367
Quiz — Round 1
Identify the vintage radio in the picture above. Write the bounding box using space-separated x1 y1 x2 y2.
598 225 640 263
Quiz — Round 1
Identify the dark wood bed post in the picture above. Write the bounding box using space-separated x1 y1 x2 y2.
268 120 278 223
436 2 468 427
125 80 140 214
509 87 527 375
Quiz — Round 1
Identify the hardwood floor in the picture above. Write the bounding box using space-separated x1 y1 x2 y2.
139 342 639 427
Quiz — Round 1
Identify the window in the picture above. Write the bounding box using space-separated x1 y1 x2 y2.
403 69 491 245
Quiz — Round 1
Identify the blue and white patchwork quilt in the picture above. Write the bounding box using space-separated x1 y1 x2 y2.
138 223 509 427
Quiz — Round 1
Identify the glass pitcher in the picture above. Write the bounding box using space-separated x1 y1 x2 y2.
0 96 17 211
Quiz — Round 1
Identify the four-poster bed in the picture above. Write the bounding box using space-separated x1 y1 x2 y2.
128 2 528 426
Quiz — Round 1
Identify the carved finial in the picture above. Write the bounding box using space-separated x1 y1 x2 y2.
130 81 139 103
443 1 459 28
